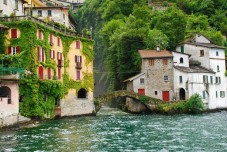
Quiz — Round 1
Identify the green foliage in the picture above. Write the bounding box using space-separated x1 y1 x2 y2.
146 29 169 49
155 93 205 114
139 95 150 103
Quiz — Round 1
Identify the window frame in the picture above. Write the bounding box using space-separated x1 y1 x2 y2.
164 75 168 81
140 78 144 85
38 10 42 17
200 50 204 57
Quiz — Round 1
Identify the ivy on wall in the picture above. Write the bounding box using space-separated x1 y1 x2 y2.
0 20 94 119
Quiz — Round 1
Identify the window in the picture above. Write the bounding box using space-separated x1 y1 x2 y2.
38 47 44 62
75 55 82 69
140 78 144 84
11 29 17 38
217 65 220 72
203 75 208 83
76 40 80 49
50 50 55 59
49 34 53 44
57 37 61 46
216 91 218 98
155 91 158 95
216 51 219 56
210 76 213 84
57 52 62 60
76 70 80 80
180 57 183 63
220 91 225 98
15 0 18 10
215 77 221 84
38 30 43 39
3 0 7 5
202 91 206 99
38 66 44 79
181 45 184 53
47 68 51 79
38 10 42 17
8 46 20 55
164 75 168 81
47 10 52 16
179 76 183 83
149 59 154 66
200 50 204 57
162 59 168 65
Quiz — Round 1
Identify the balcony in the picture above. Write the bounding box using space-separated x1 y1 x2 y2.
76 62 82 69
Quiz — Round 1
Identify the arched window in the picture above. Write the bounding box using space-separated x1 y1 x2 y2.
77 88 87 98
180 57 184 63
0 86 11 104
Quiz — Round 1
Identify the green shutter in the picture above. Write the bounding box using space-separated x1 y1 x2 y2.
181 45 184 53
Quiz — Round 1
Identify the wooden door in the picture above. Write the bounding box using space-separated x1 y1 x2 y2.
162 91 170 102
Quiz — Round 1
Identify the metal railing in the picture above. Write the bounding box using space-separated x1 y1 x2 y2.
0 16 91 39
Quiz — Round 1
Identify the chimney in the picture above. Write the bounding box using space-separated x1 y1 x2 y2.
156 45 160 51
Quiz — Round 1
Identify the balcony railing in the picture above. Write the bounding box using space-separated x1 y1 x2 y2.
76 62 82 69
0 16 91 39
58 60 63 67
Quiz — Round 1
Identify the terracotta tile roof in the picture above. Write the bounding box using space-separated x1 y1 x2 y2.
174 65 215 73
138 50 173 58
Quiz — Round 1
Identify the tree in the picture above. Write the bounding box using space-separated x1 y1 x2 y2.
145 29 169 50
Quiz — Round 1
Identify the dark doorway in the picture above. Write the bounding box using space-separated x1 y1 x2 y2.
0 86 11 104
78 88 87 98
179 88 186 100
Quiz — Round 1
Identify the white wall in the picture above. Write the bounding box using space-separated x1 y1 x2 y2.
172 52 189 67
0 0 24 17
132 74 145 93
31 8 70 28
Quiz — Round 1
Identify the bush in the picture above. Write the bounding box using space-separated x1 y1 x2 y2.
139 95 150 103
185 93 205 114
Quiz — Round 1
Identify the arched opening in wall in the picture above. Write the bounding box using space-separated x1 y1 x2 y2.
180 57 184 63
0 86 11 104
179 88 186 100
78 88 87 98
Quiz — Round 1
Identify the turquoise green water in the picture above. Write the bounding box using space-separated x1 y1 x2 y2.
1 108 227 152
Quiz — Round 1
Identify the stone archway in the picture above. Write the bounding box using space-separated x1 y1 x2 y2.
179 88 186 100
78 88 87 98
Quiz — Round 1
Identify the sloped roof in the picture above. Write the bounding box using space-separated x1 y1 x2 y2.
138 50 173 59
179 34 226 49
123 73 145 82
174 65 215 73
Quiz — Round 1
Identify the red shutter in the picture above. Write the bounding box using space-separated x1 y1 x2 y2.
16 46 20 54
39 66 43 80
11 29 17 38
53 50 55 59
75 55 77 62
48 68 51 79
57 52 59 60
50 34 53 43
8 47 12 54
58 68 61 79
60 53 62 60
38 30 42 39
76 40 80 49
37 47 40 61
42 48 44 62
57 37 60 46
80 56 82 63
76 70 80 80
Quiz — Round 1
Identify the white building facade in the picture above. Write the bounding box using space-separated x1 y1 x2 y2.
0 0 25 17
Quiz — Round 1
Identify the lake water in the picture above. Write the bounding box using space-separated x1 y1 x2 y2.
1 108 227 152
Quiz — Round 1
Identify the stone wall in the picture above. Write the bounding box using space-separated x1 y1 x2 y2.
0 114 18 128
126 98 149 113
